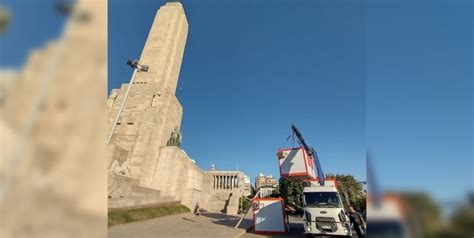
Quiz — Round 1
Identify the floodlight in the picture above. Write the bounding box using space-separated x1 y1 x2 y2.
56 1 74 15
127 59 139 68
126 59 149 72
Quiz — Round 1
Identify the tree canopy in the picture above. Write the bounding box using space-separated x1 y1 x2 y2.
326 173 366 212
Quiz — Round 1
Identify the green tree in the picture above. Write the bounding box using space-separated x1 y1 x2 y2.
239 196 251 211
440 206 474 237
279 177 304 212
429 193 473 238
398 192 442 237
326 173 366 212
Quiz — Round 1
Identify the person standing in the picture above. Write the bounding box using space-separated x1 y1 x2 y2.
193 202 200 216
348 206 366 237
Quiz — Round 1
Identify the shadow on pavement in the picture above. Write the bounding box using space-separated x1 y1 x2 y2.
181 217 196 222
200 212 239 219
200 212 253 229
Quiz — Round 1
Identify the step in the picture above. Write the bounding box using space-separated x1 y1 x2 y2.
226 206 238 215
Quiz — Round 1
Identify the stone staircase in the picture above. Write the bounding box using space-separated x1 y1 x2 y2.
108 172 178 210
204 191 231 213
226 193 240 215
203 190 240 215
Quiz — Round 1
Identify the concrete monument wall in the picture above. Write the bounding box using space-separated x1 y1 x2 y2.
107 2 217 212
0 0 108 236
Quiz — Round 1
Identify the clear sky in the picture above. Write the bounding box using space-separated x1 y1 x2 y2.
366 0 472 203
1 0 471 204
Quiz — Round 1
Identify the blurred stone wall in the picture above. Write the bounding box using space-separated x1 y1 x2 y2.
0 0 107 237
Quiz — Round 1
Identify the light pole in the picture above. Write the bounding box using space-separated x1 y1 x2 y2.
106 59 148 144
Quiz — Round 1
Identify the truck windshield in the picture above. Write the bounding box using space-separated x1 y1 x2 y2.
304 192 341 208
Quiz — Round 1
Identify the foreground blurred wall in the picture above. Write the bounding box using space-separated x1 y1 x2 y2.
0 0 107 237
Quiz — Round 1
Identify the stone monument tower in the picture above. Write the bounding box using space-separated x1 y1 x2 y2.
107 2 248 213
108 2 188 187
107 2 209 209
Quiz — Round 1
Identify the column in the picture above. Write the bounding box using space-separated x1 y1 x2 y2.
225 176 228 189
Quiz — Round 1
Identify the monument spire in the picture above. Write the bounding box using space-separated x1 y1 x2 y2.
107 2 189 185
134 1 188 94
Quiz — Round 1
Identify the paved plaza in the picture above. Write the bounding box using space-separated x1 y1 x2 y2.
109 212 361 238
108 212 253 238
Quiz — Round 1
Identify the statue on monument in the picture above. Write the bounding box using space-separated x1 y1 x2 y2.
166 126 182 147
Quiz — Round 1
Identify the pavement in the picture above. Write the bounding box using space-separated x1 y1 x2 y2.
109 212 361 238
243 215 361 238
108 211 254 238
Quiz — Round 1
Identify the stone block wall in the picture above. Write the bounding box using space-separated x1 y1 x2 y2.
147 146 213 209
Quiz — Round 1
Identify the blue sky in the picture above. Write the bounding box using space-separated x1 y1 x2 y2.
366 1 472 202
1 0 471 204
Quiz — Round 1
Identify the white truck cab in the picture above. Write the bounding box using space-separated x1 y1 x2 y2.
302 180 352 237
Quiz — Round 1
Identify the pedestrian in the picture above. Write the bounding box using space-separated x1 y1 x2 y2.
348 206 366 238
194 202 200 216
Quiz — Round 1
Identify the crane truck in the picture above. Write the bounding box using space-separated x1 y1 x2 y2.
277 125 352 237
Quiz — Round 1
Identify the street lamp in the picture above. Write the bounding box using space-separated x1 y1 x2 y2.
127 59 149 72
106 59 149 144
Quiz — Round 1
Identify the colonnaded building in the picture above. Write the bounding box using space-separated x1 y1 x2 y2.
107 2 250 215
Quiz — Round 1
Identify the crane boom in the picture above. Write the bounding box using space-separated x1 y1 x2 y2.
291 124 325 185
